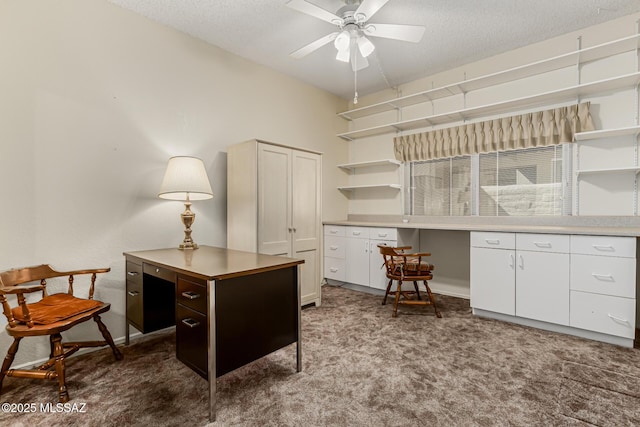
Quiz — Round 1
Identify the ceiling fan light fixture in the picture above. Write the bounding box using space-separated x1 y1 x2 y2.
334 30 351 51
357 35 375 57
336 47 350 62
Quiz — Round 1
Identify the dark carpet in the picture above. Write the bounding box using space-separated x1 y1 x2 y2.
1 285 638 426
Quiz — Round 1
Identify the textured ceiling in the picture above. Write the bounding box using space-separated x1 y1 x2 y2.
108 0 640 99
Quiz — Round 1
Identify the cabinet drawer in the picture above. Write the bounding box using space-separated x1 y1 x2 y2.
176 304 208 379
570 291 636 338
516 233 569 253
570 254 636 298
324 236 346 259
346 226 370 239
470 232 515 249
324 257 345 281
370 227 397 241
177 277 207 314
570 235 636 258
143 263 177 283
126 280 143 330
324 225 345 237
125 261 142 285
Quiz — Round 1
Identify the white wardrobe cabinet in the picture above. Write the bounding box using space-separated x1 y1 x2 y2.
227 140 322 307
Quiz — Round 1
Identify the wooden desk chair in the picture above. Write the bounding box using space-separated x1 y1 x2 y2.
378 245 441 318
0 264 123 402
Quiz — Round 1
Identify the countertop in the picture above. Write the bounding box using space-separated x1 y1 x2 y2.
323 215 640 237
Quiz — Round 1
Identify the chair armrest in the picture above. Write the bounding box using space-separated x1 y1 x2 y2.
401 252 431 257
0 284 45 295
59 268 110 276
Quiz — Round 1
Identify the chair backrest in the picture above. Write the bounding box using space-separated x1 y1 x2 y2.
0 264 62 288
378 245 408 277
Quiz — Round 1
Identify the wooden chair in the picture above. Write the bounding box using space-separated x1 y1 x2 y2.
0 264 123 402
378 245 441 318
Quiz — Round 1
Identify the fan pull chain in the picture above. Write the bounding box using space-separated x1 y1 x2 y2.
353 56 358 104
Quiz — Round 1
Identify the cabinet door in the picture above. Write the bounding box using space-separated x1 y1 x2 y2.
369 239 396 290
470 247 515 315
292 150 321 303
515 250 570 325
257 144 291 256
346 236 370 286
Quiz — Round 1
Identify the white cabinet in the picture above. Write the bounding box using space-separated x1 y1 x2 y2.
472 231 638 346
471 232 570 325
515 234 570 326
569 235 637 339
227 140 322 306
324 225 418 290
470 232 516 315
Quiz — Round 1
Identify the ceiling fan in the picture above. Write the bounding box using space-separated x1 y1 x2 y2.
286 0 426 71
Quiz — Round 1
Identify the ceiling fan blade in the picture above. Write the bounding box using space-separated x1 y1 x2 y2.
286 0 343 25
290 32 339 59
364 23 425 43
354 0 390 22
350 45 369 71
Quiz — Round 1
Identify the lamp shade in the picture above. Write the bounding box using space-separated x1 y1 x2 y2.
158 156 213 201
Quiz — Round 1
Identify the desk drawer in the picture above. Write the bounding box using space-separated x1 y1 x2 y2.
370 227 397 241
126 280 143 330
324 225 345 237
324 236 345 259
177 277 207 314
571 235 636 258
471 232 515 249
346 226 370 239
143 263 177 283
176 304 208 379
516 233 569 253
126 261 142 285
570 254 636 298
570 291 635 338
324 257 345 281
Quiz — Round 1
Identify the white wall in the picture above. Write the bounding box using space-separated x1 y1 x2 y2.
0 0 349 365
345 12 640 217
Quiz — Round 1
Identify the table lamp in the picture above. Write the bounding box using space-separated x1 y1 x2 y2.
158 156 213 250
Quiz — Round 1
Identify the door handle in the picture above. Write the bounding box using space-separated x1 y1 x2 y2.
518 255 524 269
364 241 369 253
509 254 514 269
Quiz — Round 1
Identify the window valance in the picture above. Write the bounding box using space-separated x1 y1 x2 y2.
393 102 594 162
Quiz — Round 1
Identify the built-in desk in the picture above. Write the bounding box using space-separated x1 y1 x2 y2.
123 246 304 422
324 216 640 348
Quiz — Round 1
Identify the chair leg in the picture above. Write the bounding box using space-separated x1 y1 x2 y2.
392 281 402 318
0 337 22 391
424 281 442 318
413 281 422 300
382 279 393 305
51 333 69 403
94 314 123 361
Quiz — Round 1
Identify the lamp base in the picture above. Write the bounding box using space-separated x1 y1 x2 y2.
179 201 199 250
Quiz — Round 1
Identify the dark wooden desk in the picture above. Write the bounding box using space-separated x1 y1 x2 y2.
123 246 303 422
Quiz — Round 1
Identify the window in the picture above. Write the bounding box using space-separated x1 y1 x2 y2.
409 156 472 216
408 145 566 217
479 146 564 216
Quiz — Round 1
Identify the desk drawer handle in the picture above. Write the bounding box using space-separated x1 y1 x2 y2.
330 230 338 234
329 267 338 273
607 313 629 325
127 271 139 276
352 231 361 236
181 318 200 328
485 239 500 245
378 233 388 237
592 273 614 281
534 242 552 248
593 244 615 252
181 291 201 300
329 245 338 250
127 291 139 297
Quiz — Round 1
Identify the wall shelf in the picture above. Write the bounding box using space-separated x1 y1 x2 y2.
337 72 640 141
337 34 640 122
338 184 402 191
337 159 401 170
574 125 640 141
575 166 640 176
